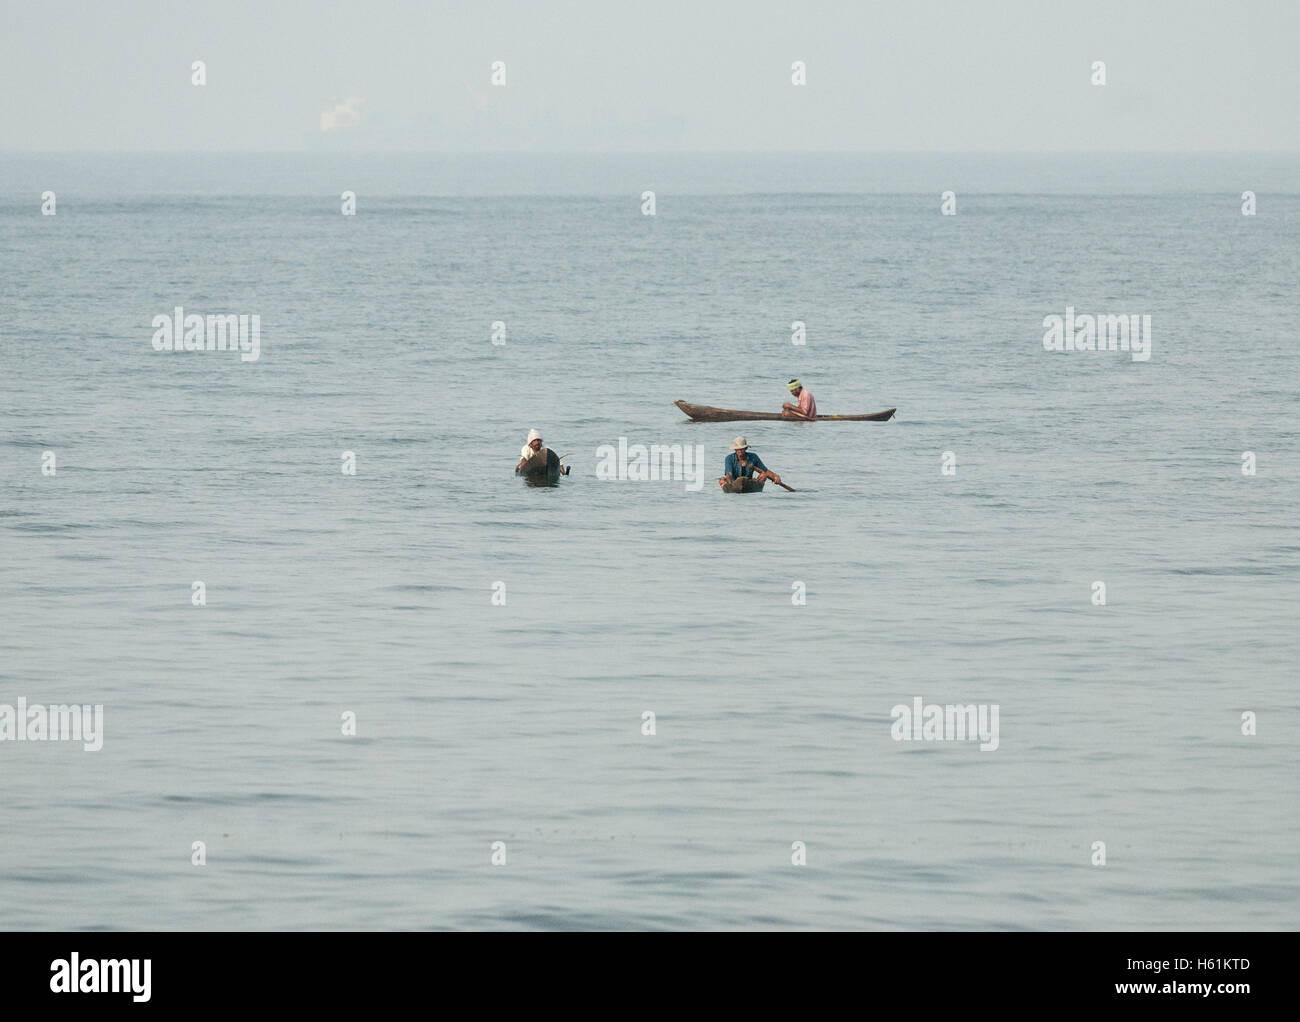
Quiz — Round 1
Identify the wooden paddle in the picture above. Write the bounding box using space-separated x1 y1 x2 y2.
765 474 796 492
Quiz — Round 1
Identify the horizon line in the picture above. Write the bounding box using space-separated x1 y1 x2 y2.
4 148 1300 157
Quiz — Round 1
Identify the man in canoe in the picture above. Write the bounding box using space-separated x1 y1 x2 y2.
718 436 782 491
781 378 817 420
516 429 568 477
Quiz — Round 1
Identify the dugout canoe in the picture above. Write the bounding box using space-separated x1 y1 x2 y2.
722 477 765 493
675 400 896 422
516 447 563 483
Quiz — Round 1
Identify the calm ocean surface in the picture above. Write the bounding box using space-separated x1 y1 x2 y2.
1 154 1297 930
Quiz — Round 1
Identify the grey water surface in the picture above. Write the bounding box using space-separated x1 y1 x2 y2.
1 153 1297 929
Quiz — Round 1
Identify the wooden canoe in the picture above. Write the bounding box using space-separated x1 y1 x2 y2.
722 477 765 493
516 448 562 482
676 400 895 422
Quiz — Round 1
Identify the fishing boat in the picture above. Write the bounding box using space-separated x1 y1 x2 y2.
675 400 896 422
722 477 765 493
516 448 564 484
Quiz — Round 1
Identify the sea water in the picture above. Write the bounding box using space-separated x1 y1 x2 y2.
1 153 1297 929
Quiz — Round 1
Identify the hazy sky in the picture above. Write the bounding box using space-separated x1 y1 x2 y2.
3 0 1297 151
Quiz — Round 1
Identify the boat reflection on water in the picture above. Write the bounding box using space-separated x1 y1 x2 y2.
521 473 562 488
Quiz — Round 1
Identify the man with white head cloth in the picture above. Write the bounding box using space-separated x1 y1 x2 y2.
517 428 544 471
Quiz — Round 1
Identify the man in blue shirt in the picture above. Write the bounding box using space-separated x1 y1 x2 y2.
719 436 782 490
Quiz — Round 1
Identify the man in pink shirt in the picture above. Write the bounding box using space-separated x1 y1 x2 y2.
782 378 817 420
